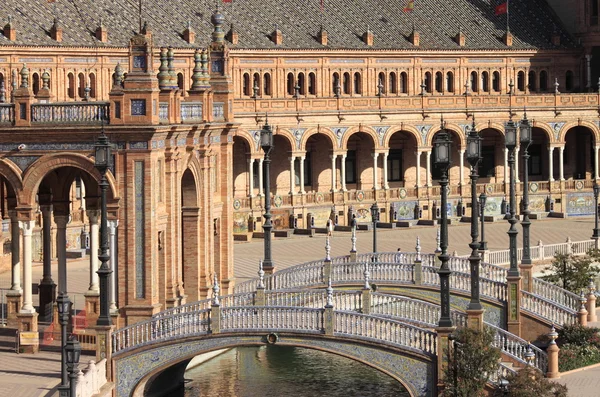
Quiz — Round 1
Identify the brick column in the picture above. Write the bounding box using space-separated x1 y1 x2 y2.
506 275 522 337
6 210 22 327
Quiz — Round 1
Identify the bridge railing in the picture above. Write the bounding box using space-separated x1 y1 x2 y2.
531 278 579 311
520 291 577 326
265 289 363 311
335 311 437 356
221 306 325 332
113 309 211 355
486 323 548 373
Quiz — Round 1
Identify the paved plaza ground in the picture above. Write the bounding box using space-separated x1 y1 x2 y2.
0 216 598 396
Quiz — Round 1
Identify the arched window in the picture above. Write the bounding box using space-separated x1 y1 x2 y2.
308 72 316 95
253 73 261 96
353 72 362 94
263 73 272 96
435 72 443 93
378 72 386 94
492 71 500 92
343 72 351 94
539 70 548 91
0 73 4 101
400 72 408 93
298 72 306 95
528 70 537 92
470 71 478 92
243 73 251 96
287 72 295 95
482 71 490 92
446 71 454 93
389 72 397 94
517 71 525 91
424 72 432 93
32 73 40 96
67 73 75 99
89 73 96 98
332 72 340 96
78 72 86 98
177 72 184 90
565 70 574 91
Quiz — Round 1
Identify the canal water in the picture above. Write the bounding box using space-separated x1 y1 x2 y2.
183 346 410 396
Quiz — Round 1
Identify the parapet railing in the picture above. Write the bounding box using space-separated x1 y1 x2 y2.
0 104 14 124
30 102 109 124
520 291 577 326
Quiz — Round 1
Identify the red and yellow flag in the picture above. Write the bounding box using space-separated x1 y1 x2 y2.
495 2 508 15
403 0 414 13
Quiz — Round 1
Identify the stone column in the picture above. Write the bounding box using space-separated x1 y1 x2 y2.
258 158 264 196
330 154 337 192
372 153 379 190
515 146 520 183
108 219 119 313
248 158 254 197
38 205 56 323
426 150 432 187
341 154 347 191
595 146 599 179
415 151 421 188
383 152 389 189
459 149 465 186
86 210 100 293
548 146 555 182
6 210 22 327
289 157 295 195
559 146 565 181
19 220 35 313
299 156 306 194
54 214 70 294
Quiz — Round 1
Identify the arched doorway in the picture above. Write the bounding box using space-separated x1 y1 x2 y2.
304 134 334 192
563 126 595 180
181 168 204 302
345 132 377 191
479 128 505 185
387 130 419 189
232 137 251 198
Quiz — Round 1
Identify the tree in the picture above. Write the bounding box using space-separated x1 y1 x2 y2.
541 249 600 293
499 366 567 397
443 327 501 397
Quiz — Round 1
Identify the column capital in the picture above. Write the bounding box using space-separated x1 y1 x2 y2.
53 214 70 228
39 204 53 214
372 152 379 159
86 209 101 224
18 220 35 236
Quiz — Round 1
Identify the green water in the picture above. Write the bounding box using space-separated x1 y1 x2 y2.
183 346 410 397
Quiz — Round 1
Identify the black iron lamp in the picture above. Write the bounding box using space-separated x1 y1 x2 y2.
466 121 482 312
94 130 112 173
594 181 600 239
479 192 487 250
434 131 452 168
520 111 533 266
65 336 81 397
261 117 275 273
505 120 517 151
370 202 380 262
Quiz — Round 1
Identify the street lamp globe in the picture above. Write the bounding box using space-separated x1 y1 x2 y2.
594 181 600 198
94 129 112 174
370 202 379 222
466 121 481 167
505 120 517 151
434 130 452 168
260 117 274 154
519 112 532 148
65 337 81 369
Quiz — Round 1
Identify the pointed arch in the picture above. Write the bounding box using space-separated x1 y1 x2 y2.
341 126 379 150
299 127 338 151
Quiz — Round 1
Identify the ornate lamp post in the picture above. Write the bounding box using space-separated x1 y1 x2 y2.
434 128 453 327
520 112 533 266
370 202 379 262
593 182 600 239
479 193 487 251
466 120 483 313
260 118 275 273
505 119 520 277
94 128 113 326
65 336 81 397
56 294 71 397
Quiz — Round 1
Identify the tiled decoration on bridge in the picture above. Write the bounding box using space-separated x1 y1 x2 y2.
391 201 417 221
113 335 434 397
233 211 249 233
393 287 504 327
481 196 503 216
566 192 594 216
309 207 335 228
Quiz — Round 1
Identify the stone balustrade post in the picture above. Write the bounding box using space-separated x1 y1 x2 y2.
94 325 114 381
566 237 573 255
361 288 371 314
413 258 422 285
210 304 221 334
324 279 334 335
546 326 560 379
538 240 544 261
587 277 597 322
435 326 456 390
323 260 332 284
578 291 588 326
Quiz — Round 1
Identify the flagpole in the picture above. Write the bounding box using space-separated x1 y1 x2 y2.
506 0 510 33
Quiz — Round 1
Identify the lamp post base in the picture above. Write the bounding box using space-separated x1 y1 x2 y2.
466 309 484 331
435 326 456 390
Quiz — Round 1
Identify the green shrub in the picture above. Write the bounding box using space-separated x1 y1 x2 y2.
559 343 600 372
500 366 567 397
557 324 600 349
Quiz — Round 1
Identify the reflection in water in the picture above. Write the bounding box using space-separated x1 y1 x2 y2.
184 346 410 397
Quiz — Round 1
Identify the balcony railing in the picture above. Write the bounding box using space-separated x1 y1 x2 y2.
0 104 14 124
181 102 203 122
31 102 109 124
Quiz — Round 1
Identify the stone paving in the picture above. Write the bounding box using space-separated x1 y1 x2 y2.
0 216 597 396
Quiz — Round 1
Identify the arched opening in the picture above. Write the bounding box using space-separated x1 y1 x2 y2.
446 71 454 93
539 70 548 92
378 72 386 94
345 131 377 191
298 72 306 95
181 168 202 301
253 73 261 96
304 134 334 193
517 71 525 92
78 72 86 99
177 73 184 90
89 73 96 98
563 126 594 180
308 72 316 95
32 73 40 96
389 72 397 94
332 72 340 95
387 130 419 193
424 72 432 93
67 73 75 99
470 71 478 92
482 71 490 92
528 70 537 92
232 137 251 198
268 135 294 206
353 72 362 94
343 72 351 95
287 73 295 95
478 128 505 184
430 130 462 186
242 73 251 96
435 72 443 93
492 71 500 92
263 73 272 96
565 71 574 91
400 72 408 94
